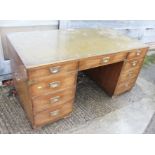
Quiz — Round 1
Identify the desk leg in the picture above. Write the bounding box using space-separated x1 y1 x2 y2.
85 61 124 96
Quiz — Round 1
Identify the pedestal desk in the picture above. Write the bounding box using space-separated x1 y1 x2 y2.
7 29 148 128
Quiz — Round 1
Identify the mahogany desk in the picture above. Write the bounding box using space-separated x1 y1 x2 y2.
7 29 148 128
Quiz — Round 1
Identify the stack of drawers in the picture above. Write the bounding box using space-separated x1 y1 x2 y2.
27 61 78 127
114 48 148 95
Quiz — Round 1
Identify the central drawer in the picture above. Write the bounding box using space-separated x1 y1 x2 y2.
28 72 77 97
79 52 127 71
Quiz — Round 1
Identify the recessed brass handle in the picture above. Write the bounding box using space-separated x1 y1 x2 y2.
50 96 60 104
50 110 60 116
102 57 110 63
49 66 61 74
49 81 60 88
136 49 141 56
131 61 138 66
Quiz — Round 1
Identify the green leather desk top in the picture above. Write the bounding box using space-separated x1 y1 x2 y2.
7 28 148 68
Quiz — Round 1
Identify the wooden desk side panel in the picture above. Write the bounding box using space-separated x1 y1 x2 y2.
86 61 124 96
6 38 34 125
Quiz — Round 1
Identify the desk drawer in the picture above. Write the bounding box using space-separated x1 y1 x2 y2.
32 88 75 114
114 78 136 95
119 67 140 83
79 55 102 70
101 52 127 64
29 72 77 97
28 61 78 80
127 48 148 60
79 52 127 70
34 101 73 127
123 58 144 71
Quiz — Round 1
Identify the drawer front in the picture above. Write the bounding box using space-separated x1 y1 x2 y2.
79 56 102 71
28 61 78 80
122 58 144 71
34 101 73 126
79 52 127 71
114 78 136 95
101 52 127 64
29 72 77 97
118 67 140 83
127 48 148 60
32 88 75 114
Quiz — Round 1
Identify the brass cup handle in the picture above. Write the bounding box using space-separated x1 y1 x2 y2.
102 57 110 63
131 61 138 66
49 81 61 88
49 66 61 74
136 49 141 56
50 110 60 116
50 96 60 104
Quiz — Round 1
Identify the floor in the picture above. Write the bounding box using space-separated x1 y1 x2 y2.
0 63 155 134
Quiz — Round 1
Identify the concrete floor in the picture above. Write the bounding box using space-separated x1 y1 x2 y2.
65 99 155 133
